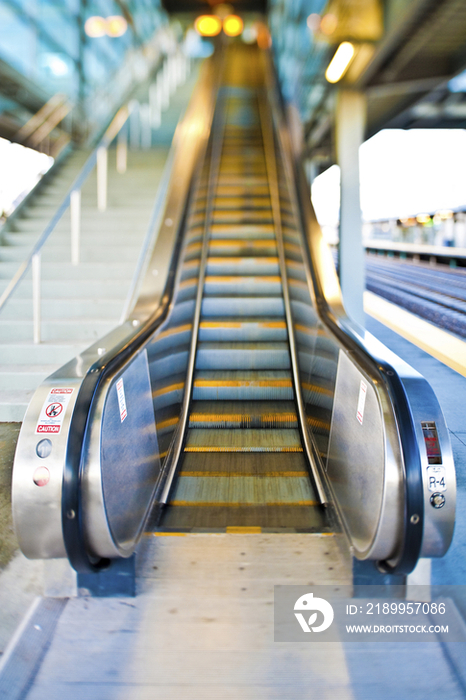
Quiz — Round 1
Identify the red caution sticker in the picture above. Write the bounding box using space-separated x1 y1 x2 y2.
36 388 74 435
116 378 127 422
356 380 367 426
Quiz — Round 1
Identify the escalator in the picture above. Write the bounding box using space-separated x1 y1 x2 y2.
153 82 324 531
12 44 455 577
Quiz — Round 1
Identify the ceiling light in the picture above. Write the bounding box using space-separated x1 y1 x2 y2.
195 15 223 37
84 16 106 38
325 42 355 83
106 16 127 38
223 15 243 37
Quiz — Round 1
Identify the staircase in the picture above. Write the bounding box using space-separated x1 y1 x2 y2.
0 148 169 421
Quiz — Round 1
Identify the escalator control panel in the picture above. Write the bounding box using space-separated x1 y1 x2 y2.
422 421 446 508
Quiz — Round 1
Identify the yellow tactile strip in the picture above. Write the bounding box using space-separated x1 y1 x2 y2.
364 291 466 378
170 500 318 507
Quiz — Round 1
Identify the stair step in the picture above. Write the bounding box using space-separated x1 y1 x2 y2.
195 342 290 370
185 428 302 452
0 391 35 421
0 246 140 263
0 342 86 364
192 370 294 400
0 262 135 280
2 232 149 247
0 319 116 342
206 257 279 275
0 279 128 298
201 296 285 316
204 275 282 296
0 298 124 318
189 400 297 428
171 473 315 505
0 365 59 390
198 318 286 342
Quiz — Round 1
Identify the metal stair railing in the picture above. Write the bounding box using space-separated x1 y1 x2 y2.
0 105 130 344
0 49 190 345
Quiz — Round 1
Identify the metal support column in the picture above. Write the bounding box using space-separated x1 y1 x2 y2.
335 89 366 327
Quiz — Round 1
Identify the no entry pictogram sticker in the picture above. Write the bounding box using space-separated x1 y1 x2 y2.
36 388 74 435
45 402 63 418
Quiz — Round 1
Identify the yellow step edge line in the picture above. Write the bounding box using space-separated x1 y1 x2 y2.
189 413 297 423
151 533 187 537
194 379 292 388
158 416 179 430
170 500 319 507
295 324 326 336
207 256 279 263
209 240 276 248
185 447 303 453
307 417 331 431
226 526 262 533
199 321 286 329
200 321 243 329
153 381 185 398
205 276 281 283
156 323 192 340
180 471 309 477
301 382 333 397
364 291 466 378
179 279 197 289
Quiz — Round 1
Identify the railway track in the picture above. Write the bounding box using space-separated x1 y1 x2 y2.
366 256 466 338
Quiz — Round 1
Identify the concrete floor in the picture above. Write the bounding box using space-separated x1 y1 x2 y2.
0 423 20 570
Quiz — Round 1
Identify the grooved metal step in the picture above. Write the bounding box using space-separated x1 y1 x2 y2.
198 318 286 342
195 341 290 370
184 428 303 452
192 370 294 400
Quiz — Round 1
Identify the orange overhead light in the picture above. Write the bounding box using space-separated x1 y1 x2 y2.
195 15 223 37
223 15 244 37
84 16 107 38
256 22 271 49
106 16 128 37
320 13 338 36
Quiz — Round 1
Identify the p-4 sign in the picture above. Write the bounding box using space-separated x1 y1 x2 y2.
36 388 74 435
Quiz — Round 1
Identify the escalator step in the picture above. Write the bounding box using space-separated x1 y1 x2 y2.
212 212 273 224
189 400 297 428
198 319 286 342
195 341 290 370
204 275 282 296
161 504 325 530
193 370 294 400
210 223 274 237
206 256 279 275
213 197 271 208
184 428 302 452
180 451 306 474
171 475 315 505
202 296 284 316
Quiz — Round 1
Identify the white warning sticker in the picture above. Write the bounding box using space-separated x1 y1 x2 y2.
116 378 127 423
356 380 367 426
36 388 74 435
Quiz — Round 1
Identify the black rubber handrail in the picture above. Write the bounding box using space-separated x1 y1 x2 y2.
267 60 424 574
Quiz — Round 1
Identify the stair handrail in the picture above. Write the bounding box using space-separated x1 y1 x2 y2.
0 47 191 344
0 104 131 343
13 92 73 158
